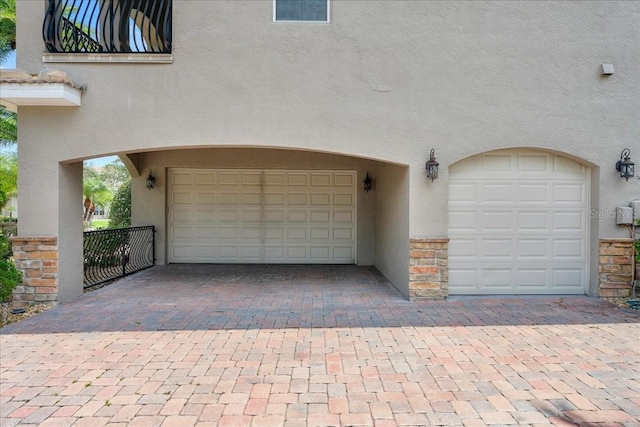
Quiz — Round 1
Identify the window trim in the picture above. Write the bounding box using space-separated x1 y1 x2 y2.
273 0 330 23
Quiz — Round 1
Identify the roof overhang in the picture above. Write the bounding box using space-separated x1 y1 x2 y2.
0 69 84 112
1 82 82 112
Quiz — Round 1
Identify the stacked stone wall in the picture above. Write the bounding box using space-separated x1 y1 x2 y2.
9 236 58 307
409 238 449 300
599 238 634 298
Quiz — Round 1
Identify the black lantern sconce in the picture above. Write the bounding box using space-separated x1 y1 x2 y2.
146 170 156 190
426 148 439 181
363 173 372 192
616 148 634 181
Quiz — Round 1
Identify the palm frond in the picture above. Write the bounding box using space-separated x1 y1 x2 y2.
0 109 17 147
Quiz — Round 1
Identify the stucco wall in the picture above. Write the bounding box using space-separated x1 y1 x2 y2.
15 125 84 302
15 1 639 241
11 1 640 301
374 162 410 298
131 148 378 266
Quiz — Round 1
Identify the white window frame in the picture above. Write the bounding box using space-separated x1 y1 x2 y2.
273 0 330 23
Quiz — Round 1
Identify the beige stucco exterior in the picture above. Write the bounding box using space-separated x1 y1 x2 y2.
8 1 640 302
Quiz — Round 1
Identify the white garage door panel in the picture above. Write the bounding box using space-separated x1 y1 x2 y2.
449 150 588 295
169 169 356 264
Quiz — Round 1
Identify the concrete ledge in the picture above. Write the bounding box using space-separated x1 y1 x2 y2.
410 238 450 243
10 236 58 244
43 53 173 64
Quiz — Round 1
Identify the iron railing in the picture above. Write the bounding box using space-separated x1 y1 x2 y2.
83 226 155 288
43 0 172 54
60 16 103 52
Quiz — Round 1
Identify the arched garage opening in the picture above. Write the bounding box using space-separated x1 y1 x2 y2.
448 148 590 295
12 146 409 306
129 147 411 296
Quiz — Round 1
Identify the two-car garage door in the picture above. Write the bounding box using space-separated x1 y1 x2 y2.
168 169 356 264
448 150 589 295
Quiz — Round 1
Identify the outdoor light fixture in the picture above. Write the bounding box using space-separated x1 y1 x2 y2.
616 148 635 181
146 170 156 190
426 148 439 181
363 173 372 192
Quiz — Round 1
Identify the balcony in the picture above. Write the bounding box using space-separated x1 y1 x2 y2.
43 0 172 55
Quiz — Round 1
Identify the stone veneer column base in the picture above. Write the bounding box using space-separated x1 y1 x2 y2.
409 238 449 300
599 238 634 298
9 236 58 307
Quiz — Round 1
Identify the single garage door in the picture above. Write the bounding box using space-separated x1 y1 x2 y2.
448 150 589 295
168 169 356 263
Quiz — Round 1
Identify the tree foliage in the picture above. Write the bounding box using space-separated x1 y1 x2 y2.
0 216 20 302
83 159 130 226
0 0 16 65
83 168 112 206
0 109 17 148
108 178 131 229
99 160 129 192
0 153 17 210
0 0 17 156
83 165 112 224
0 1 29 299
0 189 6 212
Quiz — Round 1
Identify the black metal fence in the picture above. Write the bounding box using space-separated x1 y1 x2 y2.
43 0 172 54
83 226 155 288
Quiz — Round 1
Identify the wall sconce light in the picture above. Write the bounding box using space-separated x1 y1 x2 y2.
426 148 439 181
363 173 372 192
616 148 634 181
146 170 156 190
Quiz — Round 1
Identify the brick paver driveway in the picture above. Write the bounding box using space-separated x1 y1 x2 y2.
1 265 639 426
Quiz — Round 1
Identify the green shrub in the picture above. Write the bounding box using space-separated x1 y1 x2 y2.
0 226 22 301
0 258 21 301
0 188 6 211
0 235 11 259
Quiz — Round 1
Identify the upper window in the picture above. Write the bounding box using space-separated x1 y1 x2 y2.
274 0 329 22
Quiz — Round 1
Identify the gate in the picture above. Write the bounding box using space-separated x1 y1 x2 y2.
83 226 155 288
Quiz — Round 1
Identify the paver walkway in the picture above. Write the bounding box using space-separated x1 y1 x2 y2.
1 264 639 426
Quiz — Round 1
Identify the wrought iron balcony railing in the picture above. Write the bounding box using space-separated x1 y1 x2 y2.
43 0 172 54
